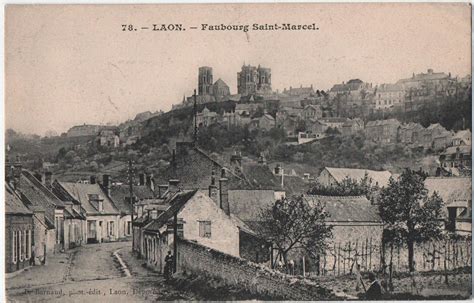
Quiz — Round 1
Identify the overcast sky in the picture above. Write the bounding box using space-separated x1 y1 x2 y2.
5 3 471 135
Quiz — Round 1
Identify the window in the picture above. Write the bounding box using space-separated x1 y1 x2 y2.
108 221 115 236
26 230 31 259
126 221 132 235
199 221 211 238
12 231 17 264
23 230 28 260
19 231 24 261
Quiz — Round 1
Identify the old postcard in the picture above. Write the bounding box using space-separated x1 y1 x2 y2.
4 3 472 301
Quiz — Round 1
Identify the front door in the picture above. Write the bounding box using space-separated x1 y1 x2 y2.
87 221 97 243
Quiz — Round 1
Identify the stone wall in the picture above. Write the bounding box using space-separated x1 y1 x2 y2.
176 238 337 300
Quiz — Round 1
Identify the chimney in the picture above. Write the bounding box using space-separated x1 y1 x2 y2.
146 174 155 192
158 185 168 199
219 168 230 216
44 171 53 189
139 173 145 186
103 174 111 196
230 151 242 174
208 170 218 205
90 175 97 184
168 179 180 194
12 156 22 189
5 156 13 183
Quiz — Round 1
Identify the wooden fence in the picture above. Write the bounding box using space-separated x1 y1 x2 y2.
311 238 471 276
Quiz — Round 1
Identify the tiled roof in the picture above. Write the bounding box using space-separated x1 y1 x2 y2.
320 117 348 123
323 167 392 188
441 145 471 156
377 83 403 92
305 195 381 223
424 177 471 206
398 71 449 83
366 119 400 127
228 189 276 222
17 173 58 226
22 171 64 208
237 163 281 190
5 184 32 215
58 182 120 215
143 190 197 232
109 184 155 214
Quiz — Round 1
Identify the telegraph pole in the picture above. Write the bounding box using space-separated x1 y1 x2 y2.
193 89 198 144
128 159 135 252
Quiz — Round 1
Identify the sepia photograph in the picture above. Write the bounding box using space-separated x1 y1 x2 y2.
4 3 472 301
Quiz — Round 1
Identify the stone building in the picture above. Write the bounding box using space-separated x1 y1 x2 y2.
237 64 272 96
108 174 156 240
282 85 315 98
329 79 374 107
54 178 120 244
374 83 405 110
198 66 230 98
341 118 364 136
67 124 103 137
365 119 401 143
302 105 323 121
249 114 276 131
398 122 424 145
97 127 120 148
6 166 57 261
140 188 244 273
5 184 34 273
198 66 214 95
305 195 383 275
439 130 472 172
194 106 219 128
319 117 348 131
397 69 454 90
425 177 471 236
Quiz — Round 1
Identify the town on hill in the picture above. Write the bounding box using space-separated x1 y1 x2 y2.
6 66 472 301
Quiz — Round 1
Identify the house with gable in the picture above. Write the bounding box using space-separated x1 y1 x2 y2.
53 177 120 243
5 183 34 273
439 130 472 173
139 181 249 273
305 195 383 274
398 122 424 146
317 167 392 188
365 119 401 144
303 104 323 121
249 113 276 131
108 173 156 240
425 177 472 235
5 161 57 261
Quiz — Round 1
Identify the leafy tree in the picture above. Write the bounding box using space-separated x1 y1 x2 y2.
308 173 379 200
257 196 333 268
378 169 444 272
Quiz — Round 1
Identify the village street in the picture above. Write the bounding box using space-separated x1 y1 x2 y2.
6 241 198 302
